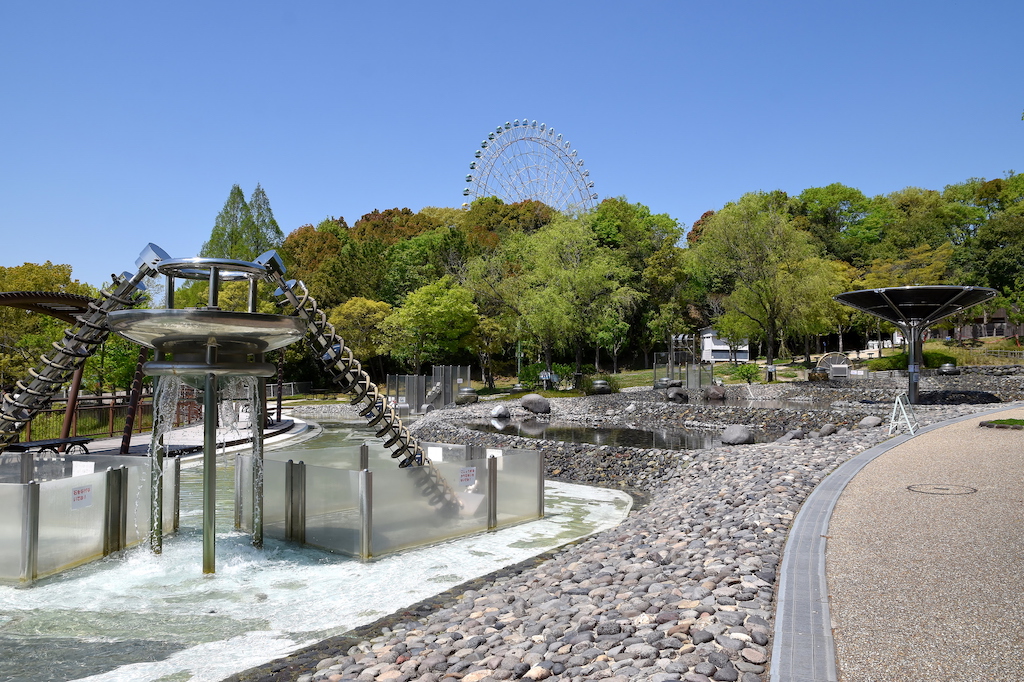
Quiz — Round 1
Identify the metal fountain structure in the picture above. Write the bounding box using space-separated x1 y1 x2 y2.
1 243 460 575
834 285 997 403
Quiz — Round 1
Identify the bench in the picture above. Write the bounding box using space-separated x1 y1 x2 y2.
4 437 93 455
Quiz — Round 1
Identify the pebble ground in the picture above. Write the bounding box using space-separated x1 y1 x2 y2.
228 378 1019 682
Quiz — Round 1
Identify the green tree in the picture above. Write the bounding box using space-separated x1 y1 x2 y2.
350 208 440 245
279 220 346 285
328 297 392 377
380 277 479 372
201 184 283 261
692 191 822 365
514 217 638 375
0 262 94 388
201 185 254 259
246 183 285 257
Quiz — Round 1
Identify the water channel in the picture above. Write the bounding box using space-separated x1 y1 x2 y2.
0 420 632 682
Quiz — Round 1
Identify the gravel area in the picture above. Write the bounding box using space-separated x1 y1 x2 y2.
235 376 1021 682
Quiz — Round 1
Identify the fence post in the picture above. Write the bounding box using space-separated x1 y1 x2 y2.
359 469 373 560
104 467 119 555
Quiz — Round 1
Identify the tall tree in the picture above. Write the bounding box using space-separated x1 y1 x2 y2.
201 184 282 261
692 191 822 365
246 183 285 257
201 185 254 260
380 276 479 372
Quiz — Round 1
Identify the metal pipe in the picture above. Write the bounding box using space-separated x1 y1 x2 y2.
207 267 219 308
907 323 923 404
537 451 546 519
359 469 373 560
19 452 32 485
359 443 369 472
21 481 40 585
203 371 218 574
172 457 180 532
295 461 306 545
284 459 294 540
487 456 498 531
252 372 265 549
149 428 164 554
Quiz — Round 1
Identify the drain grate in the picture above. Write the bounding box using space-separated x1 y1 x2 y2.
907 483 977 495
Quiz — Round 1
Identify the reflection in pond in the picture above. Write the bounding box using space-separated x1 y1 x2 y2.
466 419 772 450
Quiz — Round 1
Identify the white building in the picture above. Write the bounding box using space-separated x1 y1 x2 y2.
700 327 749 363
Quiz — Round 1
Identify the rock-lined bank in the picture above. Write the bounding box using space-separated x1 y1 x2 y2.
239 385 1013 682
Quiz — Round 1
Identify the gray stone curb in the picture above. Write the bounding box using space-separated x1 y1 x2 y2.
770 403 1022 682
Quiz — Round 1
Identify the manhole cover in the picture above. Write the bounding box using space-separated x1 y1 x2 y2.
907 484 977 495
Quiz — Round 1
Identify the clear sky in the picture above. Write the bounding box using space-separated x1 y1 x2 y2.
2 1 1022 289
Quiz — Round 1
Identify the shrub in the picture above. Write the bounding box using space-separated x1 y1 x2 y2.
732 363 761 384
865 350 957 371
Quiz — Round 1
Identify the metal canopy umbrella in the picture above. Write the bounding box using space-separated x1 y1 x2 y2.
833 285 997 403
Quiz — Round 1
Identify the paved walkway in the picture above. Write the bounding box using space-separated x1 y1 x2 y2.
773 405 1024 681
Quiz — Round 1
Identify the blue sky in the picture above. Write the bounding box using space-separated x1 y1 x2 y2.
2 1 1022 289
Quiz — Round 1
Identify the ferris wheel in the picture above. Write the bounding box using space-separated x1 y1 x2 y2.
462 119 598 213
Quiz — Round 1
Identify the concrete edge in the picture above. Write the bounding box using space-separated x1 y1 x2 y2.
770 403 1022 682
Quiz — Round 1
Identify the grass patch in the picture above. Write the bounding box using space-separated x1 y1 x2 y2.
987 418 1024 426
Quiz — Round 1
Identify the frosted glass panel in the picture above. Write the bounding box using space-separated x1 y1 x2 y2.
263 459 287 540
0 484 25 580
371 461 488 556
162 460 177 533
125 460 151 547
419 442 468 462
236 454 253 532
498 450 544 526
36 473 107 577
304 466 360 555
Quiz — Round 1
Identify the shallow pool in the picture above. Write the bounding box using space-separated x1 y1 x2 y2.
0 419 631 682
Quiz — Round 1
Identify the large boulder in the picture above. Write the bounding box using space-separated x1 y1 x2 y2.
720 424 755 445
776 428 804 442
520 393 551 414
666 387 687 403
704 385 727 401
858 415 884 428
818 423 837 437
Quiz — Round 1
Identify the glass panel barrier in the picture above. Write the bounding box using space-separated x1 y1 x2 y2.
263 459 287 540
370 460 489 556
236 454 253 532
303 465 360 555
125 460 152 547
162 459 177 533
36 472 107 578
497 450 545 527
419 442 468 463
0 484 25 581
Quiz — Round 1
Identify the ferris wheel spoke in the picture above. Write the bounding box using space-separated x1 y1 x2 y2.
464 121 596 212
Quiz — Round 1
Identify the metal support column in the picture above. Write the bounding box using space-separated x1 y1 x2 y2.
359 469 373 560
149 429 164 554
487 456 498 531
21 481 40 585
907 324 923 405
203 370 218 574
251 367 265 549
537 451 546 519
